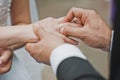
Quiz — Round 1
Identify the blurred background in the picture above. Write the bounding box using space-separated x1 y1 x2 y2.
16 0 111 80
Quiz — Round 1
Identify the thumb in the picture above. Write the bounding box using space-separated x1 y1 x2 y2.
63 7 84 22
25 43 35 54
0 49 12 64
25 41 43 55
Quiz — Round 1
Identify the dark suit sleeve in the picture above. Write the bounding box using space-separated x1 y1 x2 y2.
56 57 105 80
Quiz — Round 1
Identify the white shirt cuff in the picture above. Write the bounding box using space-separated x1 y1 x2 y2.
110 31 114 52
50 44 87 74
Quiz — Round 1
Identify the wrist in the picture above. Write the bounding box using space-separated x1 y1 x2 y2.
103 27 112 51
18 24 38 43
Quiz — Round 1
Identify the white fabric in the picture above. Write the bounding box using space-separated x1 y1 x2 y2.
110 31 114 52
50 44 87 74
15 1 43 80
0 55 31 80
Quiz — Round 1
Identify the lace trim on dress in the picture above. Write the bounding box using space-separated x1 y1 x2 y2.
0 0 12 26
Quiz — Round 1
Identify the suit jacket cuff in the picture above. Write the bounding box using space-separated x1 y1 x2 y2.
50 43 87 74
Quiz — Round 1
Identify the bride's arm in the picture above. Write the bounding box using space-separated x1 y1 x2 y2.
0 25 38 48
9 0 33 49
0 0 35 74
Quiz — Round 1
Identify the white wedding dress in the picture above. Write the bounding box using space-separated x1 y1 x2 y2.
0 0 32 80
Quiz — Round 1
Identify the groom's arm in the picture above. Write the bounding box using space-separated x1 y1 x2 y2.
50 44 105 80
26 23 105 80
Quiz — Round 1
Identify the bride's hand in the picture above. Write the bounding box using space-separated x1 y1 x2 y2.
0 48 13 74
33 17 80 44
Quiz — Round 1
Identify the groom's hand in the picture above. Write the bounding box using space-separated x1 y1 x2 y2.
25 25 65 65
61 7 112 51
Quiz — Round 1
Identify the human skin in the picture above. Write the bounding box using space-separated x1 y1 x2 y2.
0 0 37 74
61 7 112 51
0 48 13 74
0 15 80 74
25 17 80 65
25 24 65 65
